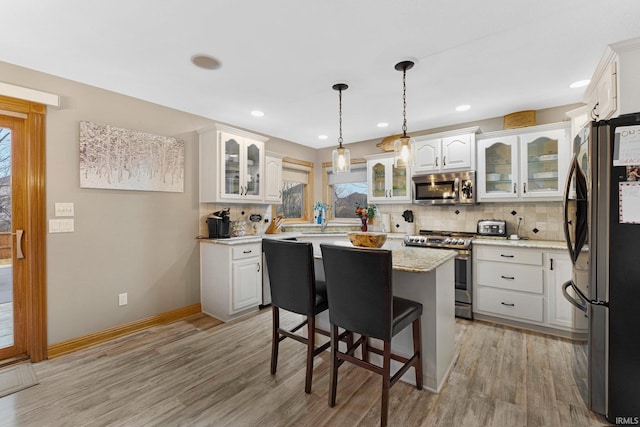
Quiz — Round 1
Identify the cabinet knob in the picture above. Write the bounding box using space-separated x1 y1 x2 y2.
591 102 600 120
500 254 514 258
523 183 527 194
513 183 517 194
500 275 515 280
435 157 438 167
243 250 252 254
500 302 515 307
443 156 446 166
550 258 554 271
257 262 261 272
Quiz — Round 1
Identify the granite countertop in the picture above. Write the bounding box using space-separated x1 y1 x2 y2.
198 231 408 245
473 237 567 250
390 246 457 273
313 245 455 273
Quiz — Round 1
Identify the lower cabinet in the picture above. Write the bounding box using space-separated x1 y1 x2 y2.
200 242 262 321
473 244 587 337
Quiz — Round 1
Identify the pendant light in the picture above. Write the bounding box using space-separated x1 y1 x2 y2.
331 83 350 174
393 60 415 168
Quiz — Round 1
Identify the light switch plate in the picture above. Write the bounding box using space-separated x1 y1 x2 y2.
49 219 74 233
55 202 74 217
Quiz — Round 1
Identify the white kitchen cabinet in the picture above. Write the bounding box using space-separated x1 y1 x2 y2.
200 241 262 321
199 124 267 203
546 250 587 331
473 243 587 337
264 152 284 204
584 38 640 121
365 154 411 204
477 122 570 202
412 128 478 173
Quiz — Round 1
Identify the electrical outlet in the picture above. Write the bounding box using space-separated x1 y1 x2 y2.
118 293 128 306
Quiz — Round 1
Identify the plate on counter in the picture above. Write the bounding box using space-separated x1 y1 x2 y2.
533 171 558 179
486 173 501 181
537 154 558 161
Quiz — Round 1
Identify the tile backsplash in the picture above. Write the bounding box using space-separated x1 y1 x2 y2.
199 203 273 237
377 202 564 241
199 202 564 241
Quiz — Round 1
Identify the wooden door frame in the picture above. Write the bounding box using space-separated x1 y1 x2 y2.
0 95 47 362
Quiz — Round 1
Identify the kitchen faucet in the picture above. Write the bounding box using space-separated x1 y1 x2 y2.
320 215 328 232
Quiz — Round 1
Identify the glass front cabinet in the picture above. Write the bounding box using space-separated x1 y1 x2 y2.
366 154 411 203
477 123 570 202
220 132 264 201
199 125 267 203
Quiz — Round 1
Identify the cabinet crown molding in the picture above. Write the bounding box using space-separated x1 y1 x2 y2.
412 126 480 141
197 122 269 142
477 121 569 140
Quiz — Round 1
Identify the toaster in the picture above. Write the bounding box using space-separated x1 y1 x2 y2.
477 219 507 237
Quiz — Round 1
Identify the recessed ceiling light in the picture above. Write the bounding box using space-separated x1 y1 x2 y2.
318 135 328 140
569 79 590 89
377 122 389 128
190 54 221 70
455 104 471 112
251 110 264 117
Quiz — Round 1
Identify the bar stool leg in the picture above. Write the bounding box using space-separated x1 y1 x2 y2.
362 336 369 362
305 315 315 394
412 318 423 389
271 306 280 375
329 324 340 407
381 341 392 427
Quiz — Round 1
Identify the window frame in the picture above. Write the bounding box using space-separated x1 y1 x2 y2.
322 159 367 222
273 157 313 223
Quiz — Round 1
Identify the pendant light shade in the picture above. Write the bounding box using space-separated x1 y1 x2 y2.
393 60 415 169
332 83 350 174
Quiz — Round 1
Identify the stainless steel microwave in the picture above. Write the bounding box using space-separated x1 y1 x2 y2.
412 171 476 204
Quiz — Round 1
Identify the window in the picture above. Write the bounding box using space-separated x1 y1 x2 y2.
326 162 368 219
275 159 312 222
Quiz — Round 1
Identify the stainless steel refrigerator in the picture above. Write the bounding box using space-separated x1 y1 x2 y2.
563 112 640 423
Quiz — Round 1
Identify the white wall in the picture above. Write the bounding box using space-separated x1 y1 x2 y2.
0 61 315 345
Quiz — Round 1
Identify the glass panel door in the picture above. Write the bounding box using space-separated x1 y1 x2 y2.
371 162 386 198
484 141 515 194
525 135 559 194
391 163 407 197
222 135 241 197
245 142 260 196
0 126 12 350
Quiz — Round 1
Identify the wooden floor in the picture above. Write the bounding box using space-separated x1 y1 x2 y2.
0 309 611 426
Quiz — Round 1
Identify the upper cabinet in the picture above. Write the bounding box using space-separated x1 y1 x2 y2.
365 154 411 204
199 125 268 203
477 122 571 202
585 37 640 121
264 151 285 204
412 127 478 173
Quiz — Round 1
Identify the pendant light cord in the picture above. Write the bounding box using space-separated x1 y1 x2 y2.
338 88 343 148
402 66 408 138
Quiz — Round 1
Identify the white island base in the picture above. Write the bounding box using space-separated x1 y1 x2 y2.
313 254 456 393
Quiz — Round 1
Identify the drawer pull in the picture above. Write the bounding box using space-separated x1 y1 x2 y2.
501 302 515 307
500 254 514 258
500 275 515 280
243 250 252 254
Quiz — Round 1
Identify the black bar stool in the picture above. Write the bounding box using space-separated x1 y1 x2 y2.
262 238 334 394
320 243 423 427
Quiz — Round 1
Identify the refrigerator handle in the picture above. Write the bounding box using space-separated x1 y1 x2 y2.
562 280 587 313
563 155 577 263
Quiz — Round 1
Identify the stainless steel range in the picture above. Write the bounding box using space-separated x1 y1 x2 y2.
405 230 475 319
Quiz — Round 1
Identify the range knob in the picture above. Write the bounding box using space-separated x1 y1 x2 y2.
419 237 427 244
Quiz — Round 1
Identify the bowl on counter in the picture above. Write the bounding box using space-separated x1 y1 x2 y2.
486 173 501 181
347 232 387 248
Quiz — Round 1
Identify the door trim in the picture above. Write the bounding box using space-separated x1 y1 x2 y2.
0 95 47 362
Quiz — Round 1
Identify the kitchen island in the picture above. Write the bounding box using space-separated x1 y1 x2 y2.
311 245 457 393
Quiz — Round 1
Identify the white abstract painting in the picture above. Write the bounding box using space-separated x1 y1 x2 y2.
79 121 184 192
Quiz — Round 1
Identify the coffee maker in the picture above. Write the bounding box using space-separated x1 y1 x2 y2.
206 208 231 238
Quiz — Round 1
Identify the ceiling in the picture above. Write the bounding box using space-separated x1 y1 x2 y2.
2 1 640 149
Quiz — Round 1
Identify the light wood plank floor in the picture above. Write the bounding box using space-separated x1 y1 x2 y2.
0 309 611 426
